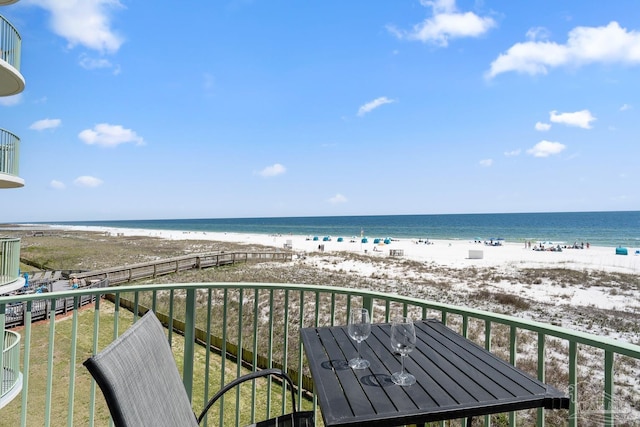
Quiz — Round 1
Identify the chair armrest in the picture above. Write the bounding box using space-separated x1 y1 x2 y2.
197 368 298 424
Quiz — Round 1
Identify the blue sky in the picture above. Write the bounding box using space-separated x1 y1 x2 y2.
1 0 639 222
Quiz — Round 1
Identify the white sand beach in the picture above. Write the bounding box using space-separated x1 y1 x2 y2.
48 225 639 312
66 225 640 275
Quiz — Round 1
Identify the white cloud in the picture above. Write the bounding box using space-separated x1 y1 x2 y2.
0 94 22 107
49 180 66 190
620 103 632 111
388 0 495 47
258 163 286 177
479 159 493 167
550 110 596 129
79 54 113 70
357 97 395 117
504 149 521 157
535 122 551 131
74 175 103 187
29 0 124 53
487 21 640 79
78 123 144 147
526 140 566 158
328 193 348 204
526 27 551 42
30 118 62 131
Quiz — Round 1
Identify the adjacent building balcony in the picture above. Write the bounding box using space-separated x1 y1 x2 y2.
0 282 639 426
0 128 23 188
0 13 23 97
0 237 24 295
0 329 21 409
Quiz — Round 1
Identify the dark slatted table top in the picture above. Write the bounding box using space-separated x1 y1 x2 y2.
301 320 569 427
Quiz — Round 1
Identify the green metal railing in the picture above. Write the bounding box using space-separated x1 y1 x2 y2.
0 14 21 71
1 329 21 408
0 237 20 287
1 283 639 426
0 128 20 178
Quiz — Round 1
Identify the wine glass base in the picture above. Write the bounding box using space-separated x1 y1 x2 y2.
391 371 416 386
348 357 370 369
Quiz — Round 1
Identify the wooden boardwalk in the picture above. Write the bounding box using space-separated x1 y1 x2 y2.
70 250 292 286
4 250 292 328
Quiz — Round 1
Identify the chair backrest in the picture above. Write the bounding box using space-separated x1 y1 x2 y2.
84 311 198 427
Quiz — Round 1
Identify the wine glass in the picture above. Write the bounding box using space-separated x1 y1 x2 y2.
348 308 371 369
390 316 416 386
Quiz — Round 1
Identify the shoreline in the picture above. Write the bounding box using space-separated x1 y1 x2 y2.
41 224 640 275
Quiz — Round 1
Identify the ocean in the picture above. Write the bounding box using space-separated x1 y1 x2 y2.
38 211 640 249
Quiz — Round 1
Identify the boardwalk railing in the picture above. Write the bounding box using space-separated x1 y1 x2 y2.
70 251 292 285
2 279 109 329
1 283 639 426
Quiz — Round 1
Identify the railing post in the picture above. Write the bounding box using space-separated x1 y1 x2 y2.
568 341 578 427
183 288 196 400
604 350 614 427
509 325 517 427
21 301 32 426
362 296 373 318
67 297 79 427
537 332 546 427
0 303 5 390
44 298 57 427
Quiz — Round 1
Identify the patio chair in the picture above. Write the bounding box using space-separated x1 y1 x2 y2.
83 310 314 427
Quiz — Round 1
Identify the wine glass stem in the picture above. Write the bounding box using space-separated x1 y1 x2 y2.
400 354 405 376
357 340 361 359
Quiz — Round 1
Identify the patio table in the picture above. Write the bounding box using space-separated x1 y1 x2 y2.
300 319 569 427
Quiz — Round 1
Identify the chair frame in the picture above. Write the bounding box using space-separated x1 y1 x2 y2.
83 310 313 426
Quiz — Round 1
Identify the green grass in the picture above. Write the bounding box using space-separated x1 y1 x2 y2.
3 301 314 426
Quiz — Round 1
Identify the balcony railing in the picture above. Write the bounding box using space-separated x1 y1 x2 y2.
0 329 21 408
0 237 23 293
1 283 639 426
0 128 22 188
0 13 23 96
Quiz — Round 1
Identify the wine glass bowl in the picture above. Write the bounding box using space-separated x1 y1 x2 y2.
348 308 371 369
390 316 416 386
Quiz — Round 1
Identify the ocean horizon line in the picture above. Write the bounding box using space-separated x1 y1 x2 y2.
16 211 640 249
18 208 640 224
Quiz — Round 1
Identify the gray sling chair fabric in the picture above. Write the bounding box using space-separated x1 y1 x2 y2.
83 310 314 427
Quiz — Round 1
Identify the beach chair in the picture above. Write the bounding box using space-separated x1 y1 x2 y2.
83 310 314 427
